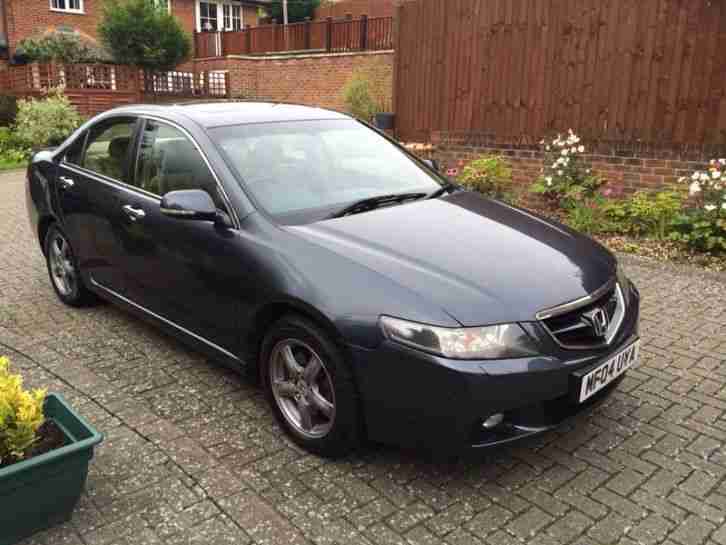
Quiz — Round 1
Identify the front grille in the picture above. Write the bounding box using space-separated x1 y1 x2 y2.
540 282 625 350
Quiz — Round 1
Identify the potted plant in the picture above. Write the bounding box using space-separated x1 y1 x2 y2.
0 356 103 545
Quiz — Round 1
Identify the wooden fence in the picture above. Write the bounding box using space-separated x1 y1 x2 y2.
8 63 230 117
195 15 394 57
394 0 726 146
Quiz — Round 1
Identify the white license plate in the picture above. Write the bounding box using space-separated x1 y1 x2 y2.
578 340 640 402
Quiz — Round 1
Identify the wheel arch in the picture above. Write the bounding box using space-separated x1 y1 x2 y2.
246 300 348 381
38 215 57 255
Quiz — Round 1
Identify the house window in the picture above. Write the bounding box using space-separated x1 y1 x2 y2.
50 0 83 13
223 4 241 31
199 2 219 31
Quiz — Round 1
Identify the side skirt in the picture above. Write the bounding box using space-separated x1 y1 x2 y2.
89 277 249 374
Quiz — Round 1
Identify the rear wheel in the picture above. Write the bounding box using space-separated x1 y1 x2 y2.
261 314 361 457
44 225 97 307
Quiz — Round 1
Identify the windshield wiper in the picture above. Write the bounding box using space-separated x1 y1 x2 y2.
329 192 427 219
428 180 459 199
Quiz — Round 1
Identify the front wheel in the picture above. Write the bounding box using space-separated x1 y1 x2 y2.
261 314 361 457
44 225 97 307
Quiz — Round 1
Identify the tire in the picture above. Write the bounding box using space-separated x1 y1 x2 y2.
261 314 361 457
44 224 97 307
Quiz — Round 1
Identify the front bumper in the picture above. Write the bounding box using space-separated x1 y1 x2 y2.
349 284 640 453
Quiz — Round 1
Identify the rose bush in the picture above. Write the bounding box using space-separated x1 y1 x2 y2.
530 129 604 208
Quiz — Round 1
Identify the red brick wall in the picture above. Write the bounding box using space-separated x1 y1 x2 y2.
0 61 9 91
314 0 395 20
192 50 393 113
427 132 725 201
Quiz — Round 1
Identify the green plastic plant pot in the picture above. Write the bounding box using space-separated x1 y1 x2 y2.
0 393 103 545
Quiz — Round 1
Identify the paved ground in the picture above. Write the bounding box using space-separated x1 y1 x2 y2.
2 169 726 545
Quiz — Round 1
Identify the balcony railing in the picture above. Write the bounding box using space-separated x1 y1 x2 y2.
195 15 394 57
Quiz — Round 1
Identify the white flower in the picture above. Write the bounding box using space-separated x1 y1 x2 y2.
692 172 700 180
700 172 710 182
712 170 721 179
545 176 553 186
705 204 716 212
719 158 726 165
545 145 550 151
578 145 585 153
571 147 578 155
722 202 726 210
561 149 569 156
586 169 591 174
557 170 564 176
689 181 702 195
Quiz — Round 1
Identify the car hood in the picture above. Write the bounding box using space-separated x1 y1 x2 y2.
288 191 616 326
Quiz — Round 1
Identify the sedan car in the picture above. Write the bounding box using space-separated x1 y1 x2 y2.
26 102 640 457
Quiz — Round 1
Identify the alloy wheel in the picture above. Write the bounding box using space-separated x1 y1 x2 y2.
48 231 77 297
269 339 336 439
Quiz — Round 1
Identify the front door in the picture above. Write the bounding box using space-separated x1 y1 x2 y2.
119 119 242 353
56 116 139 295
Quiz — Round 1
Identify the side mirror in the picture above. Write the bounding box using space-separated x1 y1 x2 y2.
423 159 440 172
160 189 218 222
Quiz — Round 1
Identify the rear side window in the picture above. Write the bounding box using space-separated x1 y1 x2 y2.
135 120 226 210
82 118 137 183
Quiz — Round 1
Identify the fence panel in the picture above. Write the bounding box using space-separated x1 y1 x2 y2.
198 16 393 56
395 0 726 146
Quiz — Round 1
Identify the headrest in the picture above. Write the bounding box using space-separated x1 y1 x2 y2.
108 136 131 162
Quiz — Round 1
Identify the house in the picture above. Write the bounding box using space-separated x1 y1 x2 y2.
0 0 271 61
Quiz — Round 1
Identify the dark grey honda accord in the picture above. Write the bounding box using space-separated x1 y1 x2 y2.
26 102 640 457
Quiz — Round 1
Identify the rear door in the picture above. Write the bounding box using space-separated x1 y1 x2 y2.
56 116 140 295
118 118 242 353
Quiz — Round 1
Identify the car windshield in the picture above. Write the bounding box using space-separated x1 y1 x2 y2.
209 119 445 223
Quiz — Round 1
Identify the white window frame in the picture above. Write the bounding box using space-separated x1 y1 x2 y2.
49 0 84 14
196 0 243 32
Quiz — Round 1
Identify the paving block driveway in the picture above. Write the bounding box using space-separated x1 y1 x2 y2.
1 169 726 545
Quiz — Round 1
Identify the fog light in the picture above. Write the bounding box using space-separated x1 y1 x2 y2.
482 413 504 429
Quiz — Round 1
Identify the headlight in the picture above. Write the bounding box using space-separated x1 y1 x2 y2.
380 316 539 360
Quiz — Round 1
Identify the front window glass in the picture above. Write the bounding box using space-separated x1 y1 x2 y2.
136 120 227 210
200 2 219 31
82 118 136 182
210 120 443 222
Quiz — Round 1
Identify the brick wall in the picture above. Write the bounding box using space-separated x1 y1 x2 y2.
428 131 726 201
314 0 395 19
0 61 9 91
191 49 393 113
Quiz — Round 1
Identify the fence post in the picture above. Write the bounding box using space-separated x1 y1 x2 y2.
360 14 368 51
325 16 333 52
392 3 402 139
304 17 312 50
245 26 252 54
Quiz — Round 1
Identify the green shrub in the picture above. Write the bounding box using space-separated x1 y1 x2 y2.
457 156 513 201
0 356 47 466
13 89 82 151
565 195 619 235
603 190 684 240
531 129 604 209
669 159 726 253
342 73 381 122
98 0 192 71
16 32 110 64
670 212 726 253
0 95 18 127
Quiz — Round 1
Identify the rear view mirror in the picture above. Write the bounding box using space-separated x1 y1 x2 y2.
160 189 217 222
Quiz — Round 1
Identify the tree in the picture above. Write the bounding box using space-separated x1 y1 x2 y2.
98 0 191 71
266 0 321 23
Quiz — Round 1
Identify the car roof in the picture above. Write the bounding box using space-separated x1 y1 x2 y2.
106 101 352 128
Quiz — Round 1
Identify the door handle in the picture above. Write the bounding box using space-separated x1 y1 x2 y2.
58 176 75 190
122 205 146 221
